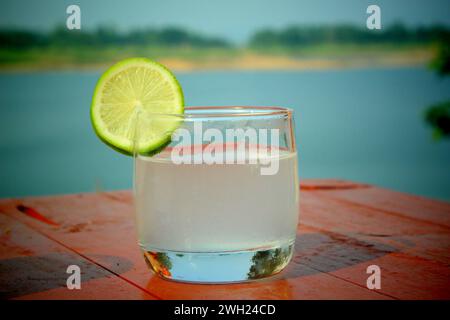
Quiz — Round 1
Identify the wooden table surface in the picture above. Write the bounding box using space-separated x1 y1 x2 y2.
1 179 449 300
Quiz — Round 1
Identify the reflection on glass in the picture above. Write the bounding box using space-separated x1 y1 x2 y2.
247 246 292 280
144 252 172 277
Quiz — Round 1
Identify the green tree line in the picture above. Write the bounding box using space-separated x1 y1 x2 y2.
0 26 230 49
249 23 450 47
425 42 450 140
1 23 450 50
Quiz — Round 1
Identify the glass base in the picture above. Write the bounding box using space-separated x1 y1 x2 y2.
142 241 294 283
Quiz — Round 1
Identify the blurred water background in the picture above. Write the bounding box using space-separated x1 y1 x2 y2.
1 0 450 201
1 67 449 200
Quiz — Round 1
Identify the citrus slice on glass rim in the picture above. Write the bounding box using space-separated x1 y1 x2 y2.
90 57 184 155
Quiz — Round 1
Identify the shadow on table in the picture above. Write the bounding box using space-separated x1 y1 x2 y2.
286 232 398 278
0 253 133 299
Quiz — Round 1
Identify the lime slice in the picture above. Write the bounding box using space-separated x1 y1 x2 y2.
90 57 184 155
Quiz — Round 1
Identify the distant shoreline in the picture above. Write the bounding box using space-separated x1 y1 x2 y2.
0 46 434 73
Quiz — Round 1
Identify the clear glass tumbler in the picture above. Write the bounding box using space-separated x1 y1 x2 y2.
133 106 299 283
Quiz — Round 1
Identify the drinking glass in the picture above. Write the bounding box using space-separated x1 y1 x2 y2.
133 106 299 283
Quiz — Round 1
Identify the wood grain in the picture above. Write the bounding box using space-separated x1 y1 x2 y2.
0 179 449 299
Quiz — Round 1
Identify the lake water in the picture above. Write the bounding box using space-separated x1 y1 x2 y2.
1 67 449 201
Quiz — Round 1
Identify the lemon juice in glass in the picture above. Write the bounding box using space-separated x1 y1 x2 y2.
91 58 299 283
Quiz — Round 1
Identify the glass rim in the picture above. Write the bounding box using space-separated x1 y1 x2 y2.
138 106 293 119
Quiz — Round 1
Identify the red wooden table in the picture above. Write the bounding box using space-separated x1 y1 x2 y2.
1 179 449 300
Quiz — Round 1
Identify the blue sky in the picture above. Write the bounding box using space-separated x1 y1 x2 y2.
1 0 450 43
